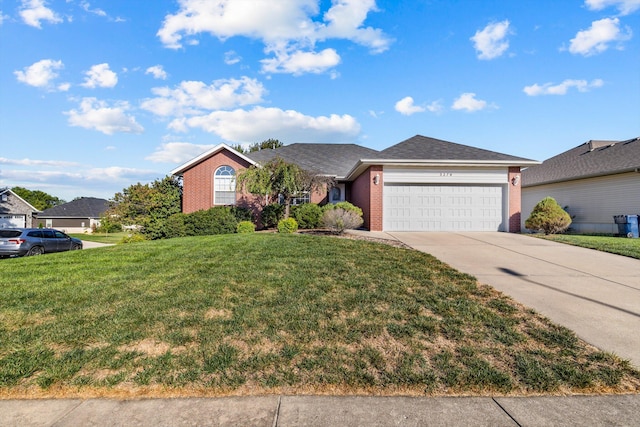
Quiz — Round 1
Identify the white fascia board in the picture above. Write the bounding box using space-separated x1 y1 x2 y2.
344 158 540 181
170 143 257 176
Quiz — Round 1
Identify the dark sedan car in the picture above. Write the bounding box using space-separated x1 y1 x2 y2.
0 228 83 257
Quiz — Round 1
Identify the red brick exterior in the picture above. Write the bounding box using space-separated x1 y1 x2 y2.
181 149 259 214
349 166 383 231
508 166 522 233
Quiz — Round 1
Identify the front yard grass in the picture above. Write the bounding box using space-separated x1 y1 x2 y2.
534 234 640 259
1 233 638 398
70 232 128 244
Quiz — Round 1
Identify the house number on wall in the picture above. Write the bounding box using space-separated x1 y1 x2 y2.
439 173 453 176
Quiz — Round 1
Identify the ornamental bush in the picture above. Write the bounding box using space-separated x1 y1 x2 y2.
322 201 363 218
261 203 284 228
277 217 298 233
525 197 572 235
322 208 364 234
237 221 256 233
184 207 238 236
291 203 323 229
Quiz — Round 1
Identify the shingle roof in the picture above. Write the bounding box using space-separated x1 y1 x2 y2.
379 135 536 162
246 143 381 178
38 197 110 218
522 137 640 187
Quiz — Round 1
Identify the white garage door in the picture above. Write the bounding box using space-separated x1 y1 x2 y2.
0 215 26 228
384 184 505 231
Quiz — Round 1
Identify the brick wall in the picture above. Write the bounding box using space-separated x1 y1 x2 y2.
349 166 383 231
182 149 255 214
508 166 522 233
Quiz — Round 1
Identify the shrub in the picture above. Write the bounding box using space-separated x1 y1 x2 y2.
184 207 238 236
323 201 363 218
163 213 188 238
237 221 256 234
322 208 364 234
119 233 147 244
230 206 254 223
525 197 572 235
261 203 284 228
95 216 122 233
277 218 298 233
291 203 323 229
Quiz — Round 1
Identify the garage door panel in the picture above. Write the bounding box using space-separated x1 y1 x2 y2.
0 215 26 228
384 184 505 232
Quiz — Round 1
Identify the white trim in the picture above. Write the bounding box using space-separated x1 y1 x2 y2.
170 143 256 176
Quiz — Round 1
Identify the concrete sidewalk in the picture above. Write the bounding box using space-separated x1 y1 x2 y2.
389 232 640 367
2 395 639 426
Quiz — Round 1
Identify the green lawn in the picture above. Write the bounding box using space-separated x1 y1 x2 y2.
533 234 640 259
1 234 638 398
70 232 128 244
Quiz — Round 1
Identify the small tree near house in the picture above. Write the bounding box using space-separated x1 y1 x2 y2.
525 197 572 235
236 157 334 219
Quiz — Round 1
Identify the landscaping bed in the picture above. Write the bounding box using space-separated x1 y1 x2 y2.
1 233 638 398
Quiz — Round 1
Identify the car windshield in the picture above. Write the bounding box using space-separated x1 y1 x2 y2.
0 230 21 238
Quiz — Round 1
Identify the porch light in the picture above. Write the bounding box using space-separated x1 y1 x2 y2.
373 174 380 185
511 175 520 186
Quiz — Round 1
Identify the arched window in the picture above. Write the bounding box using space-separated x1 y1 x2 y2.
214 166 236 205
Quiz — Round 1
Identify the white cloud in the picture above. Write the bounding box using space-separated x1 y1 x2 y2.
14 59 66 89
146 65 168 80
224 51 242 65
157 0 391 75
80 1 107 17
81 63 118 88
451 93 492 112
394 96 425 115
169 106 360 143
0 11 8 25
0 157 79 167
19 0 62 28
65 97 144 135
568 18 632 56
585 0 640 15
261 48 341 75
523 79 604 96
141 77 266 117
146 142 217 163
471 20 511 60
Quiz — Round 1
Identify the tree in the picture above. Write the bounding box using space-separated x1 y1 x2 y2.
525 197 572 235
104 175 182 239
232 138 284 154
236 157 334 218
11 187 65 210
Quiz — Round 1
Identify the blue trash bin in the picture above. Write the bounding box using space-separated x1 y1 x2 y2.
613 215 639 238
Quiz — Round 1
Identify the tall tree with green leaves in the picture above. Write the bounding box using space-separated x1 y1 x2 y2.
11 187 65 210
105 175 182 239
232 138 284 154
236 157 333 218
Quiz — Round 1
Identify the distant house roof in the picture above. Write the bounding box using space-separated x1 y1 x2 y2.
522 137 640 187
246 143 381 178
38 197 110 218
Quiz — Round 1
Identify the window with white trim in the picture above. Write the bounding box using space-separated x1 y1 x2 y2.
214 166 236 205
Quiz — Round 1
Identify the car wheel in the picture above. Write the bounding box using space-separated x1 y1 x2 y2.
72 243 82 250
26 246 45 256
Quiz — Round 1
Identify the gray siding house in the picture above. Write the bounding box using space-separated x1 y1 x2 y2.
522 137 640 234
37 197 110 233
0 188 40 228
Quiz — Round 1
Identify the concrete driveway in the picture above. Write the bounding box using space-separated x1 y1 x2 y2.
390 232 640 367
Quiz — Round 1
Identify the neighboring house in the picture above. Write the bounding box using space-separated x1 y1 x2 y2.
522 137 640 234
36 197 110 233
171 135 539 232
0 188 40 228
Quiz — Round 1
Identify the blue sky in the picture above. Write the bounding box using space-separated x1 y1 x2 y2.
1 0 639 201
